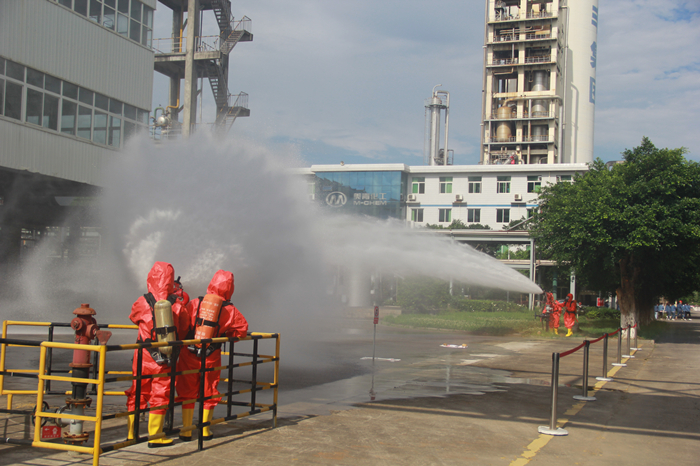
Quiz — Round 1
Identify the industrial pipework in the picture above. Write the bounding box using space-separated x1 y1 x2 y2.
424 85 452 166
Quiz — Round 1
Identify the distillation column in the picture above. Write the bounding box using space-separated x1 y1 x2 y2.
425 86 450 166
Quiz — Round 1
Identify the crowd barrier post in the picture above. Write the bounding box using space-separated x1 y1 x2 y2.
612 328 626 367
596 333 613 382
631 323 640 351
573 340 596 401
538 352 568 436
623 325 634 359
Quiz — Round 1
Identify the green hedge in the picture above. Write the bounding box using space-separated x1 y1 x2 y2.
448 297 530 313
582 306 621 320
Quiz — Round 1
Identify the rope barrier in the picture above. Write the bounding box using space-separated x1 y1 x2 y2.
559 342 585 358
540 323 641 437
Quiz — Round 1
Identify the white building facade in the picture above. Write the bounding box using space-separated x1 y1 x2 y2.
304 163 587 230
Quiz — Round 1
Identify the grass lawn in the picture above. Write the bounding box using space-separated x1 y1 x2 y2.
383 310 668 340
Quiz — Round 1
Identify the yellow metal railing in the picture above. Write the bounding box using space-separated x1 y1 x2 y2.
0 321 280 466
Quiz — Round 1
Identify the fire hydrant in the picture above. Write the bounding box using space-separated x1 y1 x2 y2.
60 304 111 445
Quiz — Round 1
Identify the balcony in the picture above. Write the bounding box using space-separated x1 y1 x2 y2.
526 11 554 19
488 110 554 120
522 135 551 142
492 32 552 43
524 55 552 64
485 135 552 143
490 57 519 66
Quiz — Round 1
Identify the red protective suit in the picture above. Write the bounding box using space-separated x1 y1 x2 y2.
125 262 191 415
542 292 562 329
176 270 248 410
563 293 578 329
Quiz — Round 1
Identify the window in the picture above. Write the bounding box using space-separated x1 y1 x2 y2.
89 0 102 23
468 176 482 193
527 175 542 193
5 82 22 120
439 208 452 223
43 94 59 130
61 100 77 135
77 106 92 139
411 208 424 222
557 175 572 182
108 116 121 147
103 5 116 30
439 176 453 194
1 55 147 146
497 176 511 193
93 111 108 144
411 177 425 194
130 0 141 20
6 61 24 81
26 89 43 126
496 208 510 223
130 19 141 42
74 0 88 16
527 208 536 218
467 208 481 223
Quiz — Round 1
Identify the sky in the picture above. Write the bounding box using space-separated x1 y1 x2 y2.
151 0 700 167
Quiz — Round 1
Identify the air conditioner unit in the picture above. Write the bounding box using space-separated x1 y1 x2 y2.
455 194 464 202
408 194 417 202
514 194 523 201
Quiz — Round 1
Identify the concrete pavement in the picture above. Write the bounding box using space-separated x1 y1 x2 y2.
1 318 699 465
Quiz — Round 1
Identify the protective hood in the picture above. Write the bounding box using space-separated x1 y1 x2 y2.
566 293 573 301
146 261 175 301
206 270 234 301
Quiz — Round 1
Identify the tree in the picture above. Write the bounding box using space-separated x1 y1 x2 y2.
531 138 700 327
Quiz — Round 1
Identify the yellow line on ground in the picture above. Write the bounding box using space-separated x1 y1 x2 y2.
508 346 639 465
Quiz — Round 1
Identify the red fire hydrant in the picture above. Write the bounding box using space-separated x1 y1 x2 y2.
60 304 110 445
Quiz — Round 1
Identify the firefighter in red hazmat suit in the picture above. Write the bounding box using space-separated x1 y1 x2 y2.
542 292 562 335
176 270 248 441
562 293 578 337
125 262 191 448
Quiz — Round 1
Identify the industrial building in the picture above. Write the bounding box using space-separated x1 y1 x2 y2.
0 0 155 272
481 0 598 165
0 0 251 278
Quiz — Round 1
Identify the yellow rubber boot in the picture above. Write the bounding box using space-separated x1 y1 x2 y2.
127 414 136 440
179 408 193 442
566 328 573 337
202 409 214 441
554 328 559 335
147 413 173 448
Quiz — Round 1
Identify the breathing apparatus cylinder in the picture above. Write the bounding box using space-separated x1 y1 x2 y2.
154 300 176 356
194 294 224 347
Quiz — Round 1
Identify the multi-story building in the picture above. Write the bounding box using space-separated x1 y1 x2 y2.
0 0 155 267
302 163 584 229
481 0 598 165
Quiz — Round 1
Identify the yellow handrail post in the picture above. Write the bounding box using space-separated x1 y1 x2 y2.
1 320 8 399
92 345 107 466
34 345 48 444
274 334 280 428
